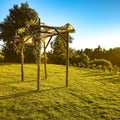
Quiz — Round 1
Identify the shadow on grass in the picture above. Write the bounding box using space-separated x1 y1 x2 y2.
0 86 65 100
100 75 120 84
0 78 49 85
81 70 117 78
0 79 37 85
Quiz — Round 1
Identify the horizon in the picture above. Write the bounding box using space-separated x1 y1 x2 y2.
0 0 120 50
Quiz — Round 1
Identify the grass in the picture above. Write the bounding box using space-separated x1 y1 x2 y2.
0 64 120 120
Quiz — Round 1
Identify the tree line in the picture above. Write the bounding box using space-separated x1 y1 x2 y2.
47 40 120 68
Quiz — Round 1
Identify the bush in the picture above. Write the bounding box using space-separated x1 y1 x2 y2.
89 59 112 66
113 65 119 74
89 59 113 71
71 53 89 68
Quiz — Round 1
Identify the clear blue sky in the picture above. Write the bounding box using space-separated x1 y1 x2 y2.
0 0 120 50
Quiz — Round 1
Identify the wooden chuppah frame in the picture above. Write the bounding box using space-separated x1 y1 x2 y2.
16 18 75 90
40 21 75 90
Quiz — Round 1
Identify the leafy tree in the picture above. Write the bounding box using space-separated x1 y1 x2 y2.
84 48 93 59
93 45 103 59
79 52 90 67
69 48 76 64
24 44 36 63
51 33 73 64
69 49 81 65
0 2 38 62
105 47 120 67
46 50 54 64
0 2 39 82
71 50 89 67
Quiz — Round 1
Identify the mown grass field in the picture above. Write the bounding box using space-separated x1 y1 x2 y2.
0 64 120 120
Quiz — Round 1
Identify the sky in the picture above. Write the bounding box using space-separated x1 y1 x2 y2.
0 0 120 50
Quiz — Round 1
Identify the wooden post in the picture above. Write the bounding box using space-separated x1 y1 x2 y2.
54 29 69 87
44 36 52 79
37 18 41 90
21 43 24 82
37 42 41 90
44 41 47 79
66 32 69 87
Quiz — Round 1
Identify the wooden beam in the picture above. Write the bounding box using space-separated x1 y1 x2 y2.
45 36 52 50
23 36 31 44
41 25 66 30
55 29 66 48
21 43 24 82
44 41 47 79
37 18 41 90
54 29 69 87
66 32 69 87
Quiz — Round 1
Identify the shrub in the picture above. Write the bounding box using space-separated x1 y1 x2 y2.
89 59 112 71
89 59 112 66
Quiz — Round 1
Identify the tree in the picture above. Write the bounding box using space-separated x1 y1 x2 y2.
46 50 54 64
0 2 39 82
105 47 120 67
92 45 103 59
24 44 36 63
0 2 38 62
70 50 89 67
78 52 89 67
84 48 93 59
51 33 73 64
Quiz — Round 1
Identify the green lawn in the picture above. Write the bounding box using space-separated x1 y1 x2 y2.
0 64 120 120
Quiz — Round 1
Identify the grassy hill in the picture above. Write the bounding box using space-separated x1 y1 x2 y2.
0 64 120 120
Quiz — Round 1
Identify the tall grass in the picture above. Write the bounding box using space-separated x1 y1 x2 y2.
0 64 120 120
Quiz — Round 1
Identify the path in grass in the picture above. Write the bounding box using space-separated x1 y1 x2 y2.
0 64 120 120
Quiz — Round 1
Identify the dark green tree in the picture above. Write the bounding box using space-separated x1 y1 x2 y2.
70 50 89 67
46 50 54 64
79 52 90 67
92 45 103 59
24 44 36 63
0 2 38 62
51 33 73 64
84 48 93 59
105 47 120 67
